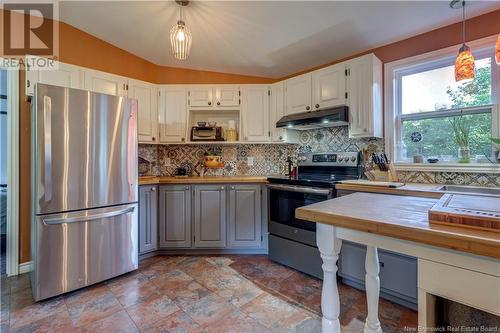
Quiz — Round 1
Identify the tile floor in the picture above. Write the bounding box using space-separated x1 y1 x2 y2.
0 255 417 332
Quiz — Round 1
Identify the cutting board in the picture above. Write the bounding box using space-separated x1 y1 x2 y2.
339 180 405 188
429 193 500 232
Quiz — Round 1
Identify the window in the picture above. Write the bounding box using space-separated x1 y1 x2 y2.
386 40 499 167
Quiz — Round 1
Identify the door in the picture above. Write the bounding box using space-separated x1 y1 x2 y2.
83 69 127 96
312 63 346 110
26 58 83 96
158 86 187 143
188 86 213 107
139 186 158 254
346 54 382 138
159 185 191 248
33 203 138 301
242 85 269 142
228 185 262 248
193 185 226 248
33 84 138 215
129 79 158 143
269 82 286 142
285 73 311 115
214 85 240 107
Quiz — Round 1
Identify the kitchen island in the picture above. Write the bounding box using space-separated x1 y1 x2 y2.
296 192 500 333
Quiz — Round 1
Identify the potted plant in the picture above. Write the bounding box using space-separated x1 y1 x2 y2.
491 137 500 162
450 113 470 163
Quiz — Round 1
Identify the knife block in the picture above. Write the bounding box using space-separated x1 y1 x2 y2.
365 162 398 182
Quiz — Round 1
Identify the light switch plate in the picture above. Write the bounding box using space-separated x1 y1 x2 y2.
247 157 254 166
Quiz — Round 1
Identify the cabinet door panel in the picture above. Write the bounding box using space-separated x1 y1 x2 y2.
26 58 82 96
129 80 158 143
215 85 240 107
83 70 127 96
285 74 311 115
159 87 187 143
139 186 158 254
194 185 226 248
242 85 269 142
228 185 262 248
312 63 346 110
269 82 285 142
159 185 191 248
188 86 213 107
347 54 382 138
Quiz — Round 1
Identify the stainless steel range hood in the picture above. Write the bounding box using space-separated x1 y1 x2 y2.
276 105 349 130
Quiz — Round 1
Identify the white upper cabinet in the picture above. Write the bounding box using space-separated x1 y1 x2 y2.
312 63 346 110
158 86 187 143
215 85 240 107
241 85 269 142
83 69 128 97
188 86 213 107
285 73 312 115
269 82 286 142
128 79 158 143
25 58 83 96
346 53 383 138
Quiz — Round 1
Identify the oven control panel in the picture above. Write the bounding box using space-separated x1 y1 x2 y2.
298 152 359 167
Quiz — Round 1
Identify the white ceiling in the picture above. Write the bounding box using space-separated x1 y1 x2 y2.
59 1 500 78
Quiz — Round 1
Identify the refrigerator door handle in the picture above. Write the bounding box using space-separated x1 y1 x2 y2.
42 205 136 225
43 96 52 201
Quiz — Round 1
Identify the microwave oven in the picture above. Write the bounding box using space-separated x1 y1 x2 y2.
190 126 224 141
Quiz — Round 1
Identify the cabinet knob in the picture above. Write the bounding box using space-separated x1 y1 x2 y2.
363 128 367 132
217 101 221 106
244 136 248 141
151 187 156 191
220 186 225 190
181 137 185 142
315 104 320 109
208 101 212 106
279 135 283 141
185 186 190 190
379 261 385 268
152 137 156 141
27 80 31 87
230 186 235 190
306 106 310 111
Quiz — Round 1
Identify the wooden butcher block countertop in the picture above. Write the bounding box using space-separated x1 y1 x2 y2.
335 182 445 198
295 192 500 259
139 175 269 185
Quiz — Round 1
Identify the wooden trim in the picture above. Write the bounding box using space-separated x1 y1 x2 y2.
18 261 32 274
3 62 20 276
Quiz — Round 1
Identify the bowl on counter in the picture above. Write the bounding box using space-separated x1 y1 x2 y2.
197 121 207 127
208 121 217 127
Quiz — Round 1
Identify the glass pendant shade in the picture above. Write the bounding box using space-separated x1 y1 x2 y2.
170 20 192 60
495 33 500 65
455 44 475 82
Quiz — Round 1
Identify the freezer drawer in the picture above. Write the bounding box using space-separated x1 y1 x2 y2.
32 203 138 301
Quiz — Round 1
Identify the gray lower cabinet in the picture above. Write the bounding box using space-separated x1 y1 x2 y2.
336 189 418 309
139 185 158 254
228 185 262 248
159 185 192 248
193 185 226 248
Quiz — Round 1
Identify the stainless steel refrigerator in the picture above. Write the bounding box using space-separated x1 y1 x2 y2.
31 83 138 301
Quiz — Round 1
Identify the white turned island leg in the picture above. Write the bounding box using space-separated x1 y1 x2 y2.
364 246 383 333
316 223 342 333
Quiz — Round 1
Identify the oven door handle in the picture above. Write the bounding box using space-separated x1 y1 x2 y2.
267 184 332 196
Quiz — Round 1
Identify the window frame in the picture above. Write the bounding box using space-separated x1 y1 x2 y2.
384 35 500 173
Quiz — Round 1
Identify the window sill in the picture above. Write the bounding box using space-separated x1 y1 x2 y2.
394 162 500 174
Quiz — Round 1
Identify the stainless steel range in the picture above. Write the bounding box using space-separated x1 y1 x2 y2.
267 152 360 278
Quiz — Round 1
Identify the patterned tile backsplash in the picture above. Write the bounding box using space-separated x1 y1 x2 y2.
139 126 499 187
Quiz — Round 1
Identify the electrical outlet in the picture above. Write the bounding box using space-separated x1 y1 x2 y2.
247 157 254 166
165 158 171 166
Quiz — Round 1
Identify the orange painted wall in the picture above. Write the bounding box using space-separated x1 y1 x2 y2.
7 8 499 263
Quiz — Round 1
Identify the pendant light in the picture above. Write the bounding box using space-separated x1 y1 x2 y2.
170 0 192 60
452 0 474 82
495 33 500 65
